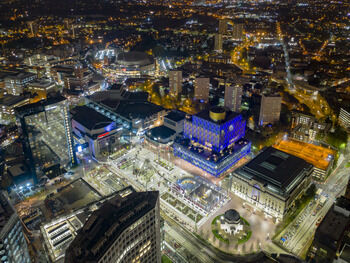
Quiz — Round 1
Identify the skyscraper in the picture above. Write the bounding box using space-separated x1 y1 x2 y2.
214 33 223 52
0 191 31 263
195 77 210 102
232 23 244 40
224 85 242 112
218 19 227 34
258 94 282 126
169 70 182 96
65 190 161 263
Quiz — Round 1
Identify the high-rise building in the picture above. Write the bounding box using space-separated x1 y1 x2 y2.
65 190 161 263
258 94 282 126
214 33 223 52
224 85 242 112
339 107 350 130
232 23 244 40
15 96 76 184
0 191 31 263
194 77 210 102
218 19 227 34
169 70 182 96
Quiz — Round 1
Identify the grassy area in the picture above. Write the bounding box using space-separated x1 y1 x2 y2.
240 216 250 226
238 230 252 244
212 215 221 225
212 229 229 244
161 254 172 263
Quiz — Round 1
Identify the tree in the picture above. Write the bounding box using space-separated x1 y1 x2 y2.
306 183 317 198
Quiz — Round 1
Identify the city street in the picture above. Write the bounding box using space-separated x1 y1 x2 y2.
275 143 350 257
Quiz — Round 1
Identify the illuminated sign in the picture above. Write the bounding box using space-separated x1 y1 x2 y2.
98 131 110 138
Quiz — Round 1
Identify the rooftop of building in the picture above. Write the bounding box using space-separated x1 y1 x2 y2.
273 140 335 171
146 125 176 142
15 95 66 117
4 71 36 80
224 209 240 223
27 79 55 88
193 107 241 125
165 110 186 122
64 189 158 263
71 105 114 130
116 51 154 66
236 146 313 191
315 204 350 250
88 90 149 110
0 94 28 106
116 100 164 120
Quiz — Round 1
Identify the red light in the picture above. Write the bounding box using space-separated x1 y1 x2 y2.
98 132 110 138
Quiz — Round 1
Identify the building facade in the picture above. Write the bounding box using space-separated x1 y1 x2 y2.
194 77 210 102
65 190 161 263
214 33 223 52
231 147 313 219
339 107 350 130
5 72 37 96
218 19 228 34
224 85 242 112
71 105 121 159
173 107 251 177
0 192 31 263
169 70 182 96
0 95 30 122
15 96 76 183
232 23 244 40
258 94 282 126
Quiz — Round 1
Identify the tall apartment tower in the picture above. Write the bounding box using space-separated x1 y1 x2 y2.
169 70 182 96
218 19 227 34
195 77 210 102
258 94 282 126
224 85 242 112
65 190 161 263
214 33 223 52
0 192 31 263
232 23 244 40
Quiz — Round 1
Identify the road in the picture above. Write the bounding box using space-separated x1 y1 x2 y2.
277 144 350 256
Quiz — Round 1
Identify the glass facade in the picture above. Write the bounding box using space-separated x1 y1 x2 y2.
184 114 246 152
16 98 76 183
175 111 250 177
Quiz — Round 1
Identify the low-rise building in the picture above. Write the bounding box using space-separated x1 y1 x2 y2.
0 94 30 122
5 72 37 95
231 147 313 220
71 105 121 159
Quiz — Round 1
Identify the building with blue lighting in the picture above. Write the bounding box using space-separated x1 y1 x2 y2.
173 107 251 177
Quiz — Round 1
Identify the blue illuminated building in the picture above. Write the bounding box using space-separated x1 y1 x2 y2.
173 107 251 177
